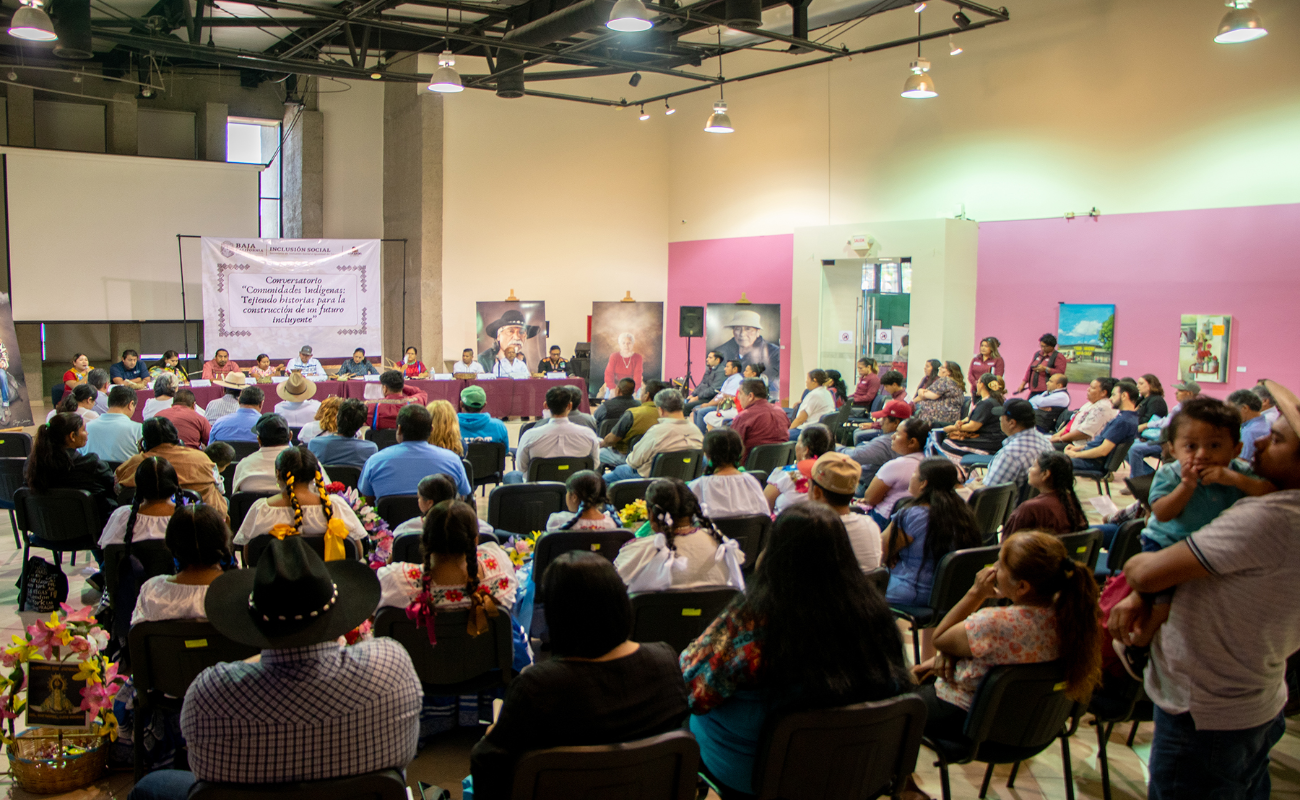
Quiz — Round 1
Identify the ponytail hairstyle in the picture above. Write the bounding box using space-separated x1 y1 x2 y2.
798 424 834 460
979 372 1006 405
858 357 878 374
824 370 849 404
896 457 981 564
57 384 97 414
999 531 1103 701
1035 452 1089 532
273 445 334 532
980 337 1002 360
26 413 84 491
164 503 234 570
125 456 182 546
559 470 611 530
646 477 721 550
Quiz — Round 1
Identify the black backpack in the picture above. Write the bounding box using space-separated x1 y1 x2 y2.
21 556 69 612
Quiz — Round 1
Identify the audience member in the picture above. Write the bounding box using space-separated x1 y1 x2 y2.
205 442 235 494
156 389 211 448
850 358 881 410
83 386 141 465
859 417 930 528
1016 333 1068 396
915 359 942 395
400 346 429 379
1130 380 1200 479
87 368 110 415
454 348 485 375
110 349 149 389
594 378 639 425
851 370 910 444
285 345 325 378
606 388 703 482
365 370 428 430
764 423 834 513
787 369 836 439
614 478 744 592
296 395 340 445
204 372 250 422
27 412 118 528
149 350 189 382
273 372 321 426
1227 388 1270 462
981 399 1054 491
209 386 266 443
547 470 620 531
232 414 331 494
335 348 379 379
63 352 91 392
1136 374 1169 425
308 398 379 468
1029 373 1071 411
99 456 180 549
507 387 599 483
689 428 768 518
730 378 789 465
457 386 509 448
937 371 1007 460
234 446 365 551
47 384 99 424
1066 380 1140 472
691 359 743 432
599 380 661 467
684 351 726 414
1051 377 1117 448
247 354 279 381
914 361 965 426
360 404 471 498
1002 452 1090 537
142 373 178 420
199 348 240 381
968 337 1006 398
425 399 464 456
469 551 688 800
535 385 598 433
808 452 880 571
390 474 485 539
840 399 909 493
131 504 232 626
117 418 228 515
823 369 849 409
1254 381 1279 426
682 503 912 797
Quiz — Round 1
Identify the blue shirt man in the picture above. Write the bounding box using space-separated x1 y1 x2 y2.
82 387 142 463
1070 409 1139 472
456 386 508 448
109 350 149 386
1240 414 1271 462
308 435 378 469
209 387 267 443
358 404 471 498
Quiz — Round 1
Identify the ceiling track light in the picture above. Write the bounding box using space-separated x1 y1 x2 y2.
8 0 58 42
949 34 962 55
638 105 649 120
951 10 971 29
428 50 464 92
607 0 653 32
1215 0 1267 43
913 2 926 12
704 28 733 133
664 100 675 115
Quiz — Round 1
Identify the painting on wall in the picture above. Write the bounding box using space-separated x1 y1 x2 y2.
1057 303 1115 384
705 303 782 387
1179 314 1231 384
475 301 547 373
590 301 663 398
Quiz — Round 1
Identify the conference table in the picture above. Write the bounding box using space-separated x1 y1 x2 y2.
128 377 589 422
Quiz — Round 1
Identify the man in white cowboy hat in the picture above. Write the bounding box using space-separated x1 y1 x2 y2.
126 536 421 799
715 308 780 384
273 371 322 426
204 370 252 423
477 308 540 373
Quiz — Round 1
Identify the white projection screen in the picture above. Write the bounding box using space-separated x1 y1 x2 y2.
3 147 261 321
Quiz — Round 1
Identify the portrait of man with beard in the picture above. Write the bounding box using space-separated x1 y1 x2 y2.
476 306 543 372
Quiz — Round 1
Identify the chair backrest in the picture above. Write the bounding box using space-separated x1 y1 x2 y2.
746 469 769 488
0 432 32 458
608 479 655 512
103 541 176 609
629 587 740 654
710 514 771 573
1034 405 1065 434
376 494 421 528
1106 519 1146 574
188 769 408 800
488 482 568 536
14 487 99 546
227 440 261 461
365 428 399 450
509 730 700 800
289 427 303 445
220 462 237 500
244 534 360 566
129 620 260 703
461 457 476 488
1103 440 1133 476
372 606 513 692
532 529 634 583
390 533 421 564
1058 528 1103 571
324 464 362 491
598 417 619 438
528 456 594 483
1053 409 1076 435
863 566 890 595
962 661 1075 760
1125 473 1154 509
959 396 971 420
229 491 278 534
926 544 1003 617
745 442 795 473
465 441 508 486
0 457 27 505
648 449 705 481
968 483 1015 540
753 694 927 800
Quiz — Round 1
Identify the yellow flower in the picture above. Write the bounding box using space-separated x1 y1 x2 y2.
74 659 102 685
96 712 120 742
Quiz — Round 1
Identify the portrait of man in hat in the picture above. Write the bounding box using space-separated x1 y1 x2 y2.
706 303 782 386
475 302 547 372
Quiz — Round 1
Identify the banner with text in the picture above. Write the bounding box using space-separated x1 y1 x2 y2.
200 238 381 361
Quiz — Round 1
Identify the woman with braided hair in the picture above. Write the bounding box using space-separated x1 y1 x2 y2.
546 470 619 531
613 478 744 593
98 456 182 548
232 445 365 555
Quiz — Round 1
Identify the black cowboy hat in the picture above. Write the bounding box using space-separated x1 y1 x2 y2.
484 309 540 339
205 536 380 649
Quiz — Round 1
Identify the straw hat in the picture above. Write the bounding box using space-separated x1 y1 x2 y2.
213 371 250 390
276 371 318 402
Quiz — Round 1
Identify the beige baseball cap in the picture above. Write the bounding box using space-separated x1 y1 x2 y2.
811 451 862 496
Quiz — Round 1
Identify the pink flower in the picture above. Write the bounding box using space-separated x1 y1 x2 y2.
69 636 95 658
60 603 96 624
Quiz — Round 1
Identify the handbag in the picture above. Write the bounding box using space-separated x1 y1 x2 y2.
20 556 69 613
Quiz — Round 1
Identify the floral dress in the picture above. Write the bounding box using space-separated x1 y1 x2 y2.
915 377 963 425
936 604 1060 710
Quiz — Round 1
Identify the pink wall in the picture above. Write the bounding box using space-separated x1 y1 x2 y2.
666 235 794 400
975 204 1300 403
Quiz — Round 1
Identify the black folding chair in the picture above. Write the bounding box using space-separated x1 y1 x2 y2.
649 449 705 481
924 662 1079 800
609 478 654 511
244 534 361 566
532 529 634 583
129 620 260 778
746 469 769 488
711 514 771 574
1034 405 1065 434
749 694 927 800
0 456 27 548
376 495 421 528
364 428 399 450
745 442 795 473
968 484 1016 544
629 586 740 653
224 440 261 461
597 417 619 438
1124 473 1154 510
324 464 361 491
188 770 407 800
220 462 237 501
14 487 100 608
1087 675 1151 800
528 456 594 483
890 544 1002 665
0 431 32 458
487 482 567 536
1058 528 1103 571
373 606 513 695
864 566 890 595
508 730 699 800
1074 441 1133 496
102 540 175 611
1053 409 1077 436
465 441 507 493
229 491 277 535
289 427 303 445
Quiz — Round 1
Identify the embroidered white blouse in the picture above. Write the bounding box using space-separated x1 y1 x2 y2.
233 498 367 546
613 528 745 593
375 542 518 611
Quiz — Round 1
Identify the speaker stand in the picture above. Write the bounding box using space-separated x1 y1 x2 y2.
683 336 697 391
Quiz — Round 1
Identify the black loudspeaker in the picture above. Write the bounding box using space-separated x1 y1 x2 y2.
679 306 704 337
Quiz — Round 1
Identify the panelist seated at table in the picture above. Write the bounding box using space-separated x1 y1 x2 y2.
366 370 429 430
200 349 241 381
454 348 485 375
110 349 150 389
396 346 429 380
336 348 380 379
247 354 282 381
283 344 326 378
273 372 322 426
541 345 569 375
489 344 530 379
148 350 189 383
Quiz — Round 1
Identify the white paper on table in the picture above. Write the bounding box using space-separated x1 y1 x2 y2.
272 376 290 384
364 374 381 382
545 372 566 379
189 379 212 388
433 373 454 380
478 375 497 380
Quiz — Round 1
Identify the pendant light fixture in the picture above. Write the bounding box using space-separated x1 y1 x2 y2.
949 34 962 55
638 105 649 121
901 13 936 99
428 51 464 92
1215 0 1267 43
664 101 675 115
9 0 57 41
607 0 653 32
704 28 733 133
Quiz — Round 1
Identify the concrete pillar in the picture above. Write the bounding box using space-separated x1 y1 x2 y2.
195 101 227 161
16 323 42 409
281 103 324 238
7 85 33 147
105 93 138 156
382 73 443 364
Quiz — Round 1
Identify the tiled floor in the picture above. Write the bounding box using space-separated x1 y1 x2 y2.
1 414 1298 799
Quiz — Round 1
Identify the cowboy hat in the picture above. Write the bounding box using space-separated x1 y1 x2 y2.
484 309 540 339
276 371 318 402
205 536 380 649
213 371 250 390
725 310 763 330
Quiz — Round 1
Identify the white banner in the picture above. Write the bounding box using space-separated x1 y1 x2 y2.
200 238 381 361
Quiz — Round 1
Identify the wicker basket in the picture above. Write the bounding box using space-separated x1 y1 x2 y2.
6 727 109 794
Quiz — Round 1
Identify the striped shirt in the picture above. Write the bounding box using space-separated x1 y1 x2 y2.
182 639 422 784
983 428 1054 490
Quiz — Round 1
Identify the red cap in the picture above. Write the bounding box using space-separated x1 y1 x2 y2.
871 399 913 420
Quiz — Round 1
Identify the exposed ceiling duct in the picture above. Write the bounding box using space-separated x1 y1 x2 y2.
50 0 93 59
723 0 763 30
494 0 617 98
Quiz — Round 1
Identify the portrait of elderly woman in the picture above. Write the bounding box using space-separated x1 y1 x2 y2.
706 304 782 385
603 332 644 395
591 301 664 398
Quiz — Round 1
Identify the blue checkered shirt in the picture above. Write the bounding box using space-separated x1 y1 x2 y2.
182 639 422 784
983 428 1054 490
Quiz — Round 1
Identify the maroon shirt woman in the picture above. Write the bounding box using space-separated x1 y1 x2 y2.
968 337 1006 397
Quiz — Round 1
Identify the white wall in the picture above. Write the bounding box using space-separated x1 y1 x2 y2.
319 80 384 240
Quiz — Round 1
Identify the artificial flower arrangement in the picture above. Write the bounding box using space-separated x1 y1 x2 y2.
504 531 543 568
618 498 649 528
325 481 392 568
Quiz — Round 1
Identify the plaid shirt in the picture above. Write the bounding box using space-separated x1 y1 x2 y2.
984 428 1054 490
182 639 422 784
